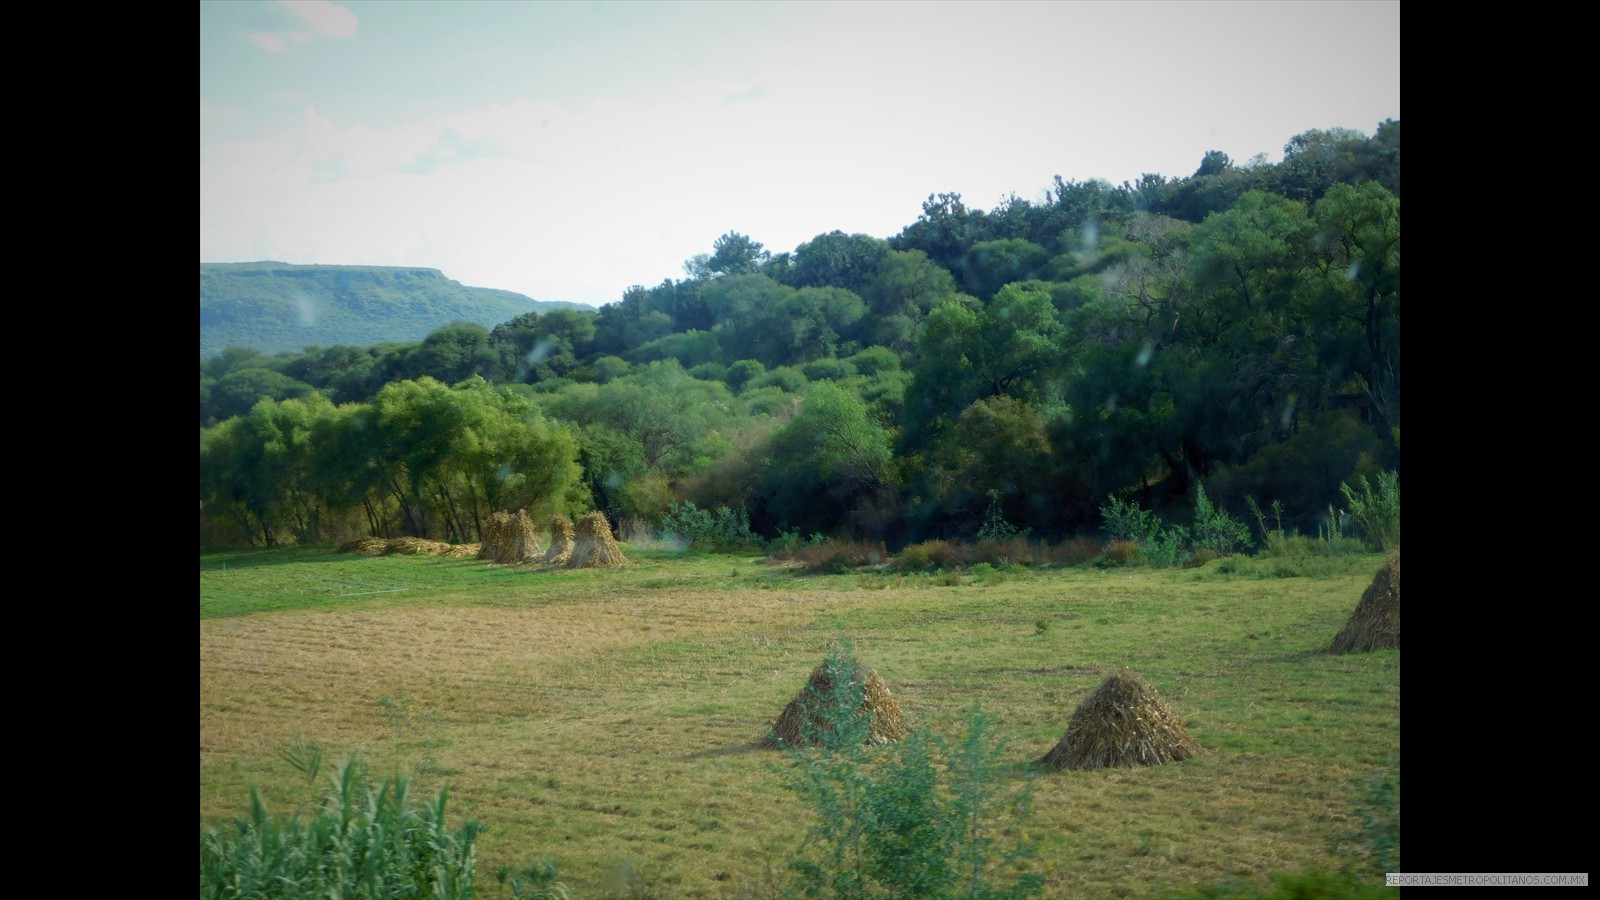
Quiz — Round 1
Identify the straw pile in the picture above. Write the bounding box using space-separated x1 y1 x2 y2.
542 515 574 565
478 510 542 564
338 536 390 555
1040 670 1200 771
567 511 626 568
764 657 906 748
336 536 478 557
1327 552 1400 653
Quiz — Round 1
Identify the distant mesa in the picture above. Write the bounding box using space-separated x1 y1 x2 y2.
200 261 594 358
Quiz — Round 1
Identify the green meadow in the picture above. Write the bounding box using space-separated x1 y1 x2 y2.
200 546 1399 898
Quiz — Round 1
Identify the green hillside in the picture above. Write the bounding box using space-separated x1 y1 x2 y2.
199 262 593 358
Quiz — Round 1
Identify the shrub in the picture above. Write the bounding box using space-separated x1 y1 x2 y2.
660 500 762 551
785 539 889 574
1142 525 1191 568
1096 540 1142 567
1046 536 1104 567
977 489 1023 541
896 540 971 572
1099 494 1162 543
1191 483 1253 556
1340 471 1400 552
199 759 481 900
783 700 1043 900
973 536 1036 567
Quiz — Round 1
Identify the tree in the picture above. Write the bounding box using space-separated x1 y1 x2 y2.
686 231 770 279
787 231 891 293
763 382 896 537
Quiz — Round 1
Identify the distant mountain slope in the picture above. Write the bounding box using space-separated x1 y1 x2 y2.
200 262 594 358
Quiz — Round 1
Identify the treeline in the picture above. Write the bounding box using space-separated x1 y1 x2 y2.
200 122 1399 548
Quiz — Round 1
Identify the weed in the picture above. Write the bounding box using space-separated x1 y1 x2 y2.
1191 483 1252 556
783 702 1042 899
199 759 482 899
1340 471 1400 552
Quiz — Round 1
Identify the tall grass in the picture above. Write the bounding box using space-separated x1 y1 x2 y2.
199 759 481 900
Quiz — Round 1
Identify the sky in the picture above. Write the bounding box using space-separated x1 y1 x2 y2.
200 0 1399 308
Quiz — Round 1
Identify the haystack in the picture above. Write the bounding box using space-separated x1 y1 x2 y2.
542 515 574 565
764 656 907 748
1040 670 1200 771
1327 552 1400 653
478 510 542 564
567 511 626 568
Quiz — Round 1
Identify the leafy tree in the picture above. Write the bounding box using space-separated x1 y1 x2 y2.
788 231 892 293
763 382 897 538
686 230 771 279
204 367 316 425
961 239 1050 301
490 308 597 383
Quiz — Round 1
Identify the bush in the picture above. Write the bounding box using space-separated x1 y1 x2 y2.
973 536 1036 567
783 539 889 574
199 759 481 900
1141 525 1191 568
1190 483 1253 556
895 540 972 572
660 500 762 551
1046 536 1104 567
1099 494 1162 543
783 697 1043 900
1096 540 1142 567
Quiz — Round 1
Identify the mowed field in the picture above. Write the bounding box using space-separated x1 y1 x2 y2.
199 547 1400 898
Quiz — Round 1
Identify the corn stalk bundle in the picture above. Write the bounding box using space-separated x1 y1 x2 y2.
567 511 626 568
478 510 542 564
764 658 906 748
542 515 575 565
1327 552 1400 653
1040 670 1200 771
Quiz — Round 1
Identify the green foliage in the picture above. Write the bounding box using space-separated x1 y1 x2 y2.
1149 869 1393 899
496 858 573 900
660 500 762 551
784 693 1042 900
1141 525 1191 568
977 490 1021 542
894 540 971 573
1339 471 1400 552
1099 495 1162 543
199 759 481 900
1343 758 1399 879
1190 483 1253 556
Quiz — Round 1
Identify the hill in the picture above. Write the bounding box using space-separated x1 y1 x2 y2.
199 262 593 358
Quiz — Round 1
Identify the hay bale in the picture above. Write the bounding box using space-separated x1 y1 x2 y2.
478 510 543 564
1040 670 1200 771
542 515 574 565
764 657 907 748
1327 552 1400 653
567 511 626 568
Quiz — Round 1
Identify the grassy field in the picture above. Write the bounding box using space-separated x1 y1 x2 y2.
199 545 1399 898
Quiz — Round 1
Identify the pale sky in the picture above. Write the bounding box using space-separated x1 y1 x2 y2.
199 0 1400 308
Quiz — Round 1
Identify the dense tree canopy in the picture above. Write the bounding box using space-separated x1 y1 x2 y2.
202 121 1399 546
